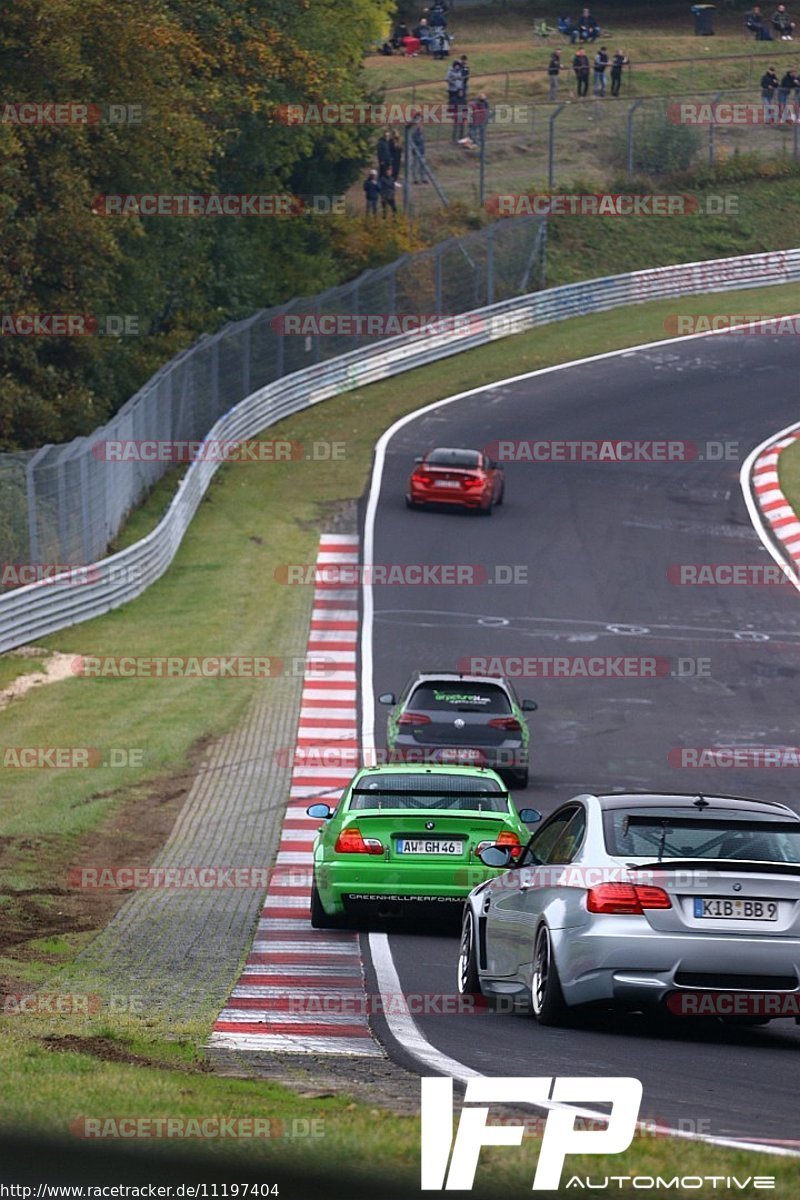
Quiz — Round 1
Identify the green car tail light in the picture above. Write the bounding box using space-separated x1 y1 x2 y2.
334 827 384 855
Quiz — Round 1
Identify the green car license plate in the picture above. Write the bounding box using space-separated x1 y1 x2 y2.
396 839 463 855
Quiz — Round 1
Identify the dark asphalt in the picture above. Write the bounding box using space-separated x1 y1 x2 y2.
362 333 800 1147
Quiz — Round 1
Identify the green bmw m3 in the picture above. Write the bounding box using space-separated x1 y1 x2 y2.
306 764 539 928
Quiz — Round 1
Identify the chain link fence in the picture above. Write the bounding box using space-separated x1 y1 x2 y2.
0 215 546 582
387 82 800 209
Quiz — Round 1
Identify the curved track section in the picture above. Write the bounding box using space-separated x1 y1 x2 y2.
361 332 800 1150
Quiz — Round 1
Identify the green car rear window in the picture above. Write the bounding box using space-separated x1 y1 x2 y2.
407 684 511 713
348 773 510 813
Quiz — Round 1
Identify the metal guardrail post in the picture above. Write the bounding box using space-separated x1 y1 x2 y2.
627 98 644 179
24 446 49 565
486 223 496 306
548 103 565 188
709 90 722 167
403 123 412 214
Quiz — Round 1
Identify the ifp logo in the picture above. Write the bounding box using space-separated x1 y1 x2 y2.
420 1076 642 1191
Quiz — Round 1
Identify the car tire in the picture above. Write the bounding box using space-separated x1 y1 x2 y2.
310 879 345 929
480 499 494 516
496 484 505 507
405 496 416 509
509 767 529 789
457 907 482 996
530 924 569 1025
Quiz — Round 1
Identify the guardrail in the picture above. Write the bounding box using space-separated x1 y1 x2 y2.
1 246 798 654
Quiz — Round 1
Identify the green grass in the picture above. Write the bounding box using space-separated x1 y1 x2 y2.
777 435 800 516
0 1025 795 1189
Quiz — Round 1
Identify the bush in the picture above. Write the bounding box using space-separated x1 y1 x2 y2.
610 112 702 177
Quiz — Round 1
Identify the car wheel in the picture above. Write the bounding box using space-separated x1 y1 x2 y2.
310 879 345 929
405 495 416 509
530 924 569 1025
457 907 481 995
479 498 494 516
496 484 505 506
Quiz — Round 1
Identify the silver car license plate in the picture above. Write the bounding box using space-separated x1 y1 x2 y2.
694 897 778 921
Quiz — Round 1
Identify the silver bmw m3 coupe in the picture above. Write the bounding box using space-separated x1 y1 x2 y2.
458 792 800 1025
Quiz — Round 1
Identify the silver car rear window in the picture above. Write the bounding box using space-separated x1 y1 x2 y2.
604 807 800 862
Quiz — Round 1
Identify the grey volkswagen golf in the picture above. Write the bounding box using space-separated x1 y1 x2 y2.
458 791 800 1026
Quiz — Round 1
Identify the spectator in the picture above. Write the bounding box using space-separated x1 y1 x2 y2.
415 17 433 51
593 45 609 95
446 58 464 124
459 54 471 101
572 7 599 43
746 6 772 37
377 128 393 177
363 168 380 216
379 172 397 217
779 67 798 115
548 50 562 100
794 67 800 108
389 130 403 180
469 91 490 147
761 65 780 118
430 1 448 29
431 28 453 58
558 16 575 40
391 21 409 48
772 4 795 37
573 47 590 96
409 113 428 182
610 49 629 96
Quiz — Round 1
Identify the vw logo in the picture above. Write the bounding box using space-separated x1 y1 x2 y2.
425 821 435 831
454 718 465 729
733 883 742 892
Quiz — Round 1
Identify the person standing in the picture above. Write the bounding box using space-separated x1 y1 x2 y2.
409 113 427 182
761 65 780 120
610 49 628 96
377 128 393 177
469 91 490 148
389 130 402 181
548 50 562 101
363 169 380 216
593 45 609 95
379 172 397 217
778 67 795 116
573 47 590 97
